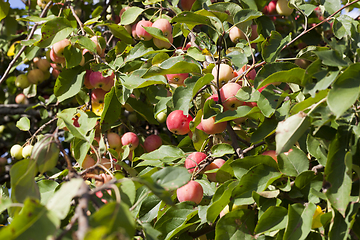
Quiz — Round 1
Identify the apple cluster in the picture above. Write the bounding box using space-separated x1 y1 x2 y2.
262 0 294 16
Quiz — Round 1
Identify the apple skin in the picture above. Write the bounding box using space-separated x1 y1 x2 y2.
229 26 246 43
53 39 71 57
166 110 193 135
82 155 96 169
156 112 167 123
212 64 235 88
295 59 310 69
276 0 293 16
49 48 65 64
15 74 30 89
15 93 29 104
166 73 189 85
89 71 115 91
237 64 257 80
176 180 203 204
205 158 226 182
84 70 94 89
201 116 227 135
144 135 162 152
36 58 50 72
27 69 45 84
107 132 122 149
92 88 107 103
135 20 153 41
22 145 33 158
132 24 139 40
268 0 277 14
185 152 207 173
10 144 23 160
262 150 277 162
121 132 139 150
152 18 172 37
180 0 196 11
219 83 243 111
154 35 173 49
90 36 106 57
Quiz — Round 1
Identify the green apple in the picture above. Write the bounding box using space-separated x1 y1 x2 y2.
10 144 23 160
22 145 33 158
15 74 30 89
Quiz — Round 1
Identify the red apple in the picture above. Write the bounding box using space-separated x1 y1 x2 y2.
52 68 61 78
276 0 293 16
185 152 207 173
135 20 153 41
237 64 257 80
166 110 193 135
268 0 277 14
49 48 65 64
166 73 189 85
262 150 277 162
132 23 139 40
212 64 235 88
219 83 243 111
144 135 162 152
229 26 246 43
89 71 115 91
84 70 94 89
201 116 227 135
91 88 107 104
121 132 139 150
152 18 173 49
107 132 122 149
27 69 45 84
15 93 29 104
82 155 96 169
205 158 226 182
180 0 196 11
177 180 203 204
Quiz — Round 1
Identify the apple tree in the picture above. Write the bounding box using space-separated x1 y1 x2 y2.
1 0 360 239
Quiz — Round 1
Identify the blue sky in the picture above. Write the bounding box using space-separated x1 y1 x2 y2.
10 0 25 9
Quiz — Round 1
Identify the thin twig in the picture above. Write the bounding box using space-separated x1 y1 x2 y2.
70 5 85 35
0 1 53 85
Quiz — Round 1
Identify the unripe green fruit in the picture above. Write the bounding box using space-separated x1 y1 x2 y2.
15 74 30 89
0 125 5 134
10 144 23 160
22 145 33 158
156 112 167 123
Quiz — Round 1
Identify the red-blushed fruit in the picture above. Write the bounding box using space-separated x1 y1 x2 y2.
121 132 139 150
166 73 189 85
180 0 196 11
276 0 293 16
52 68 61 78
90 36 106 57
176 180 203 204
107 132 122 149
36 58 50 72
268 0 277 14
91 88 107 104
153 35 173 49
89 71 115 91
135 20 153 41
27 69 45 84
262 5 269 14
237 64 257 80
144 135 162 152
84 70 93 89
220 83 243 111
53 39 71 57
15 93 29 104
229 26 246 43
15 74 30 89
82 155 96 169
152 18 172 37
201 116 227 135
132 23 139 40
249 25 259 41
166 110 193 135
49 48 65 64
205 158 226 182
262 150 277 162
212 64 235 87
185 152 207 173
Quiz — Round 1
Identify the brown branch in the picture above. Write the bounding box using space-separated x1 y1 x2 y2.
242 133 275 155
74 181 90 240
0 104 39 116
0 1 53 85
226 123 243 158
70 5 85 35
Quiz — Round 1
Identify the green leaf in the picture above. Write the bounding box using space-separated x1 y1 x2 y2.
120 7 144 25
10 159 40 204
232 164 281 205
90 202 135 239
63 45 83 69
139 145 186 163
71 35 98 54
71 137 92 166
0 0 10 22
0 198 60 239
171 12 213 28
233 9 263 25
100 87 122 132
327 63 360 118
231 156 279 180
32 135 60 174
275 112 311 154
143 26 171 42
261 31 291 62
257 68 305 89
37 180 59 205
290 89 328 115
283 203 316 240
306 134 327 166
226 48 248 69
173 77 198 115
126 97 158 125
192 73 213 96
324 129 352 217
16 117 30 131
277 148 309 177
121 70 167 89
332 15 355 39
54 67 85 102
105 23 133 44
151 167 191 191
215 208 256 240
315 50 349 67
35 17 74 48
255 206 288 234
211 143 235 158
215 105 255 123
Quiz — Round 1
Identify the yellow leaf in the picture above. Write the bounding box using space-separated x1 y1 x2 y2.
7 41 21 57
